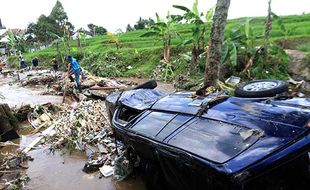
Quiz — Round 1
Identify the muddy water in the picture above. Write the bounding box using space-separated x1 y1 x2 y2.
1 127 145 190
0 73 148 190
26 149 145 190
0 72 175 190
1 122 145 190
0 73 62 107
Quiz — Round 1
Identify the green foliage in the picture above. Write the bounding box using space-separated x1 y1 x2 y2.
302 53 310 68
87 24 107 36
82 53 123 77
49 0 68 25
173 0 214 64
174 1 214 41
134 17 155 30
17 13 310 82
298 43 310 52
272 13 294 38
25 0 72 47
222 19 259 69
141 12 180 63
249 45 289 80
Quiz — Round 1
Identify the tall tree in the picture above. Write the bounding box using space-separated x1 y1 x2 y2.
134 17 155 30
25 1 73 46
36 15 57 44
87 24 107 36
126 24 134 32
49 0 68 26
204 0 230 87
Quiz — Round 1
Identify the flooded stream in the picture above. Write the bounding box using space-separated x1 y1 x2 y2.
0 72 62 107
0 126 145 190
0 72 174 190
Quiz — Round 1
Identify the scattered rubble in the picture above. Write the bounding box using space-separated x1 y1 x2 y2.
31 100 121 176
0 151 33 190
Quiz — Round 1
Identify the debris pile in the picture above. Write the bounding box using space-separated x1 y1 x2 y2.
41 100 119 175
21 74 57 86
0 152 33 170
0 104 19 142
0 151 32 190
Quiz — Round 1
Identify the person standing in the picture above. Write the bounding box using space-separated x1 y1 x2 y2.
31 57 39 69
51 58 58 72
64 55 82 92
20 58 27 69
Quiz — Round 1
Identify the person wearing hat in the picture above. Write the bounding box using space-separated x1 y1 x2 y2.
64 55 82 92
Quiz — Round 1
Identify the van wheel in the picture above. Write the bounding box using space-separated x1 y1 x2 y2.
235 80 288 98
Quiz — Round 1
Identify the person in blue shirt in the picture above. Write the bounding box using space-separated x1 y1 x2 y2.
64 55 81 92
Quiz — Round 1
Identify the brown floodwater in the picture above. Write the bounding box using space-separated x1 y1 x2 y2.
0 72 63 107
25 149 145 190
0 72 149 190
0 127 145 190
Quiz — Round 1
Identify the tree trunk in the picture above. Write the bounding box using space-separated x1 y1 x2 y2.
264 0 272 64
204 0 230 87
191 44 200 68
163 38 170 63
264 0 272 41
56 42 64 63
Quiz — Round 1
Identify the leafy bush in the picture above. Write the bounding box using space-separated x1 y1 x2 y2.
250 45 289 80
298 43 310 52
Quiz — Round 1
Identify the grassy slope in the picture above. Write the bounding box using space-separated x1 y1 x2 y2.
16 13 310 78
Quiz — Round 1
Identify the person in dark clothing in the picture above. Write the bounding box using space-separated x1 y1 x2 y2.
31 57 39 69
20 59 27 69
51 58 58 72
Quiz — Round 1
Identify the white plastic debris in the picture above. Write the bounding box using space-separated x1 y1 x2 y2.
225 76 241 85
99 165 114 177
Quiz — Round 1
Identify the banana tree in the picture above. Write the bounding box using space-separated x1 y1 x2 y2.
141 13 179 64
221 19 261 77
173 0 214 65
8 30 17 55
107 32 121 50
49 32 69 63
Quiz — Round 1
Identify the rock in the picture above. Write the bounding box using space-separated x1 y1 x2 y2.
285 49 310 81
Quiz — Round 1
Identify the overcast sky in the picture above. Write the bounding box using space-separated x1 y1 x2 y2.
0 0 309 32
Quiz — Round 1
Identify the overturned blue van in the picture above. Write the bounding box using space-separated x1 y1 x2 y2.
106 80 310 190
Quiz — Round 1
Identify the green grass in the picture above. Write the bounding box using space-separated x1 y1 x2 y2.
298 43 310 52
15 13 310 79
